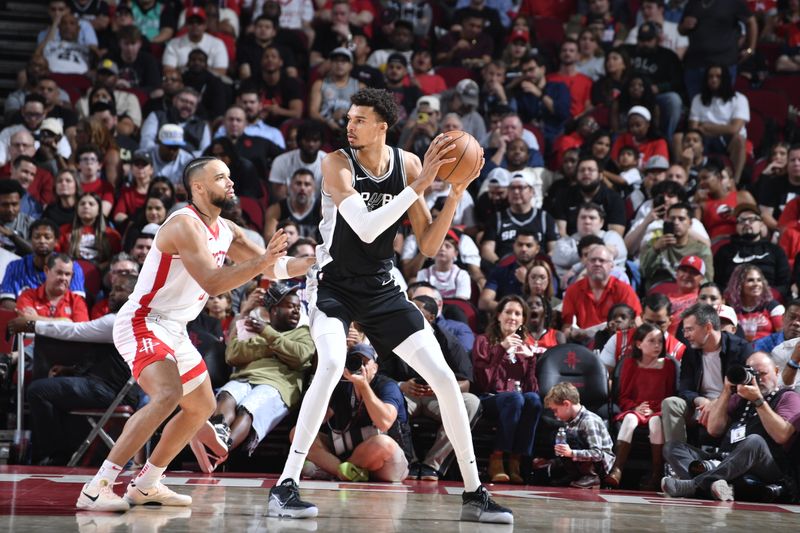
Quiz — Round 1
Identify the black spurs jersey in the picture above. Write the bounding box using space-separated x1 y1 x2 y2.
317 146 408 278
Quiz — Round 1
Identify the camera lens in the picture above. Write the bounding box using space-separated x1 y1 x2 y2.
345 354 363 373
726 365 753 386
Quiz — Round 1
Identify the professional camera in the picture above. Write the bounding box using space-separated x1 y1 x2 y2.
345 353 364 375
726 365 759 386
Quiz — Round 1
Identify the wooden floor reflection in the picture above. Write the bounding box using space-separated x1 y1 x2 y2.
1 466 799 532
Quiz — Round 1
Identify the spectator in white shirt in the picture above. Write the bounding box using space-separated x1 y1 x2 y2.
162 7 228 77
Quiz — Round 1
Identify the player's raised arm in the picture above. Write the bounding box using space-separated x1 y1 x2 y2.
325 136 456 244
226 223 316 280
157 216 287 296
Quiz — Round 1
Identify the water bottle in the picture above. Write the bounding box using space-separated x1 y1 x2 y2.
555 427 567 457
513 380 522 393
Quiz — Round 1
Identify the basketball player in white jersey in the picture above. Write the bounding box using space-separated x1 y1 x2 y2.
77 157 315 511
268 89 513 523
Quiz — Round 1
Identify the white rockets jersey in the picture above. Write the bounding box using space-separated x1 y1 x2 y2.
125 206 234 323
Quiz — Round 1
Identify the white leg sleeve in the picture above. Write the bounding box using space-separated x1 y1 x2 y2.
393 326 481 492
278 310 346 485
648 415 664 445
616 413 639 443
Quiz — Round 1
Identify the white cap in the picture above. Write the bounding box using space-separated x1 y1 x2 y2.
40 117 63 136
158 124 185 146
417 95 440 113
140 223 160 237
510 172 534 188
486 167 511 187
718 305 738 328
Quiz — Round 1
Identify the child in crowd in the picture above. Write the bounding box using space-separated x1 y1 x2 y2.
593 303 636 353
544 383 615 489
415 230 471 300
206 292 234 342
604 145 642 198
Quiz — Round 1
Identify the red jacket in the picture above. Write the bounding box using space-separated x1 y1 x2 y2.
16 284 89 321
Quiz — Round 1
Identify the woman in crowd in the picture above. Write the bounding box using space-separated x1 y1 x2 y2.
583 129 617 173
527 293 565 357
73 117 121 188
473 295 543 485
612 74 659 133
611 104 669 168
205 292 235 342
605 323 677 490
591 47 630 109
42 169 82 228
688 65 751 182
694 160 756 252
523 259 561 310
576 28 605 81
724 265 785 342
755 141 790 186
121 193 174 252
501 30 533 88
59 192 122 270
112 152 154 228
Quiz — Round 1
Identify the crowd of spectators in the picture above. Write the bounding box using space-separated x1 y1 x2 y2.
1 0 800 502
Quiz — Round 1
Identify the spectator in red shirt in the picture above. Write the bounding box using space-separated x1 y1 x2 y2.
723 264 784 342
112 150 153 228
518 0 576 23
610 106 669 168
0 130 55 205
58 192 122 270
562 244 642 342
16 253 89 322
74 144 114 217
546 39 593 117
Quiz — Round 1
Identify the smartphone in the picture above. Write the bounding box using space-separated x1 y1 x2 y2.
663 221 675 235
653 195 665 209
417 112 429 124
259 277 271 290
415 376 428 386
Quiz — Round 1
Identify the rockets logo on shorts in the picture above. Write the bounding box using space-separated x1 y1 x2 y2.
139 338 161 354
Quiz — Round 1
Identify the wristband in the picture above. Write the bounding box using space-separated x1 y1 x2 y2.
787 359 800 370
273 256 291 279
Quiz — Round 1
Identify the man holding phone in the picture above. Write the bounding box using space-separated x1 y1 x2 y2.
639 202 714 292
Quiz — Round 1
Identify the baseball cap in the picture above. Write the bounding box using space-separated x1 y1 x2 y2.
638 21 660 42
509 29 530 43
645 155 670 171
387 52 408 68
455 79 480 108
445 228 460 245
263 281 300 308
132 150 152 166
733 203 760 219
98 58 119 76
185 6 206 21
40 117 63 136
628 105 652 122
417 95 440 113
158 124 185 147
678 255 706 276
348 342 377 361
718 305 738 327
486 167 511 187
330 47 353 62
510 172 534 188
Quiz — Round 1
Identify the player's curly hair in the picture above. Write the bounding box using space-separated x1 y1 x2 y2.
350 88 398 128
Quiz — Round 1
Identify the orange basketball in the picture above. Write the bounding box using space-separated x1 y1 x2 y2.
437 131 483 186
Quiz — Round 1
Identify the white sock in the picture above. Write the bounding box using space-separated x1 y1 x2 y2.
394 328 481 493
88 460 123 490
278 314 346 485
133 461 167 490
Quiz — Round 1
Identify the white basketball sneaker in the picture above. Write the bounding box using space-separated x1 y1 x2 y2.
124 477 192 506
76 481 130 512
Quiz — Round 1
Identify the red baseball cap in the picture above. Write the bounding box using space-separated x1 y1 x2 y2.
678 255 706 276
185 7 206 21
509 29 529 44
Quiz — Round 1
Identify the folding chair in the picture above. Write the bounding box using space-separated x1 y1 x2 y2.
67 376 136 467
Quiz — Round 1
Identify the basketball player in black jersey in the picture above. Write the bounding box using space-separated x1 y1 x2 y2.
268 89 513 524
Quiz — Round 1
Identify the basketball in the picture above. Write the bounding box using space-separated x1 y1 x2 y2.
436 131 483 186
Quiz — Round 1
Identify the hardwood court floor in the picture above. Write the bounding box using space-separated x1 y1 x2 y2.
1 466 798 532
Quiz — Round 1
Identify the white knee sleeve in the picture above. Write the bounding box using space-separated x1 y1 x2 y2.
278 311 347 485
394 328 480 492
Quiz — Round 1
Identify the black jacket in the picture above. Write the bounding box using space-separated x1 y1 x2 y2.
678 332 753 406
379 322 473 384
714 236 791 296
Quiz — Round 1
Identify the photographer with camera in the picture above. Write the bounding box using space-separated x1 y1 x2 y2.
299 343 413 483
639 202 713 292
189 281 315 473
661 351 800 501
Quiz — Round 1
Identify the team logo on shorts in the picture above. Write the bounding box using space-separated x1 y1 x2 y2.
139 338 161 354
